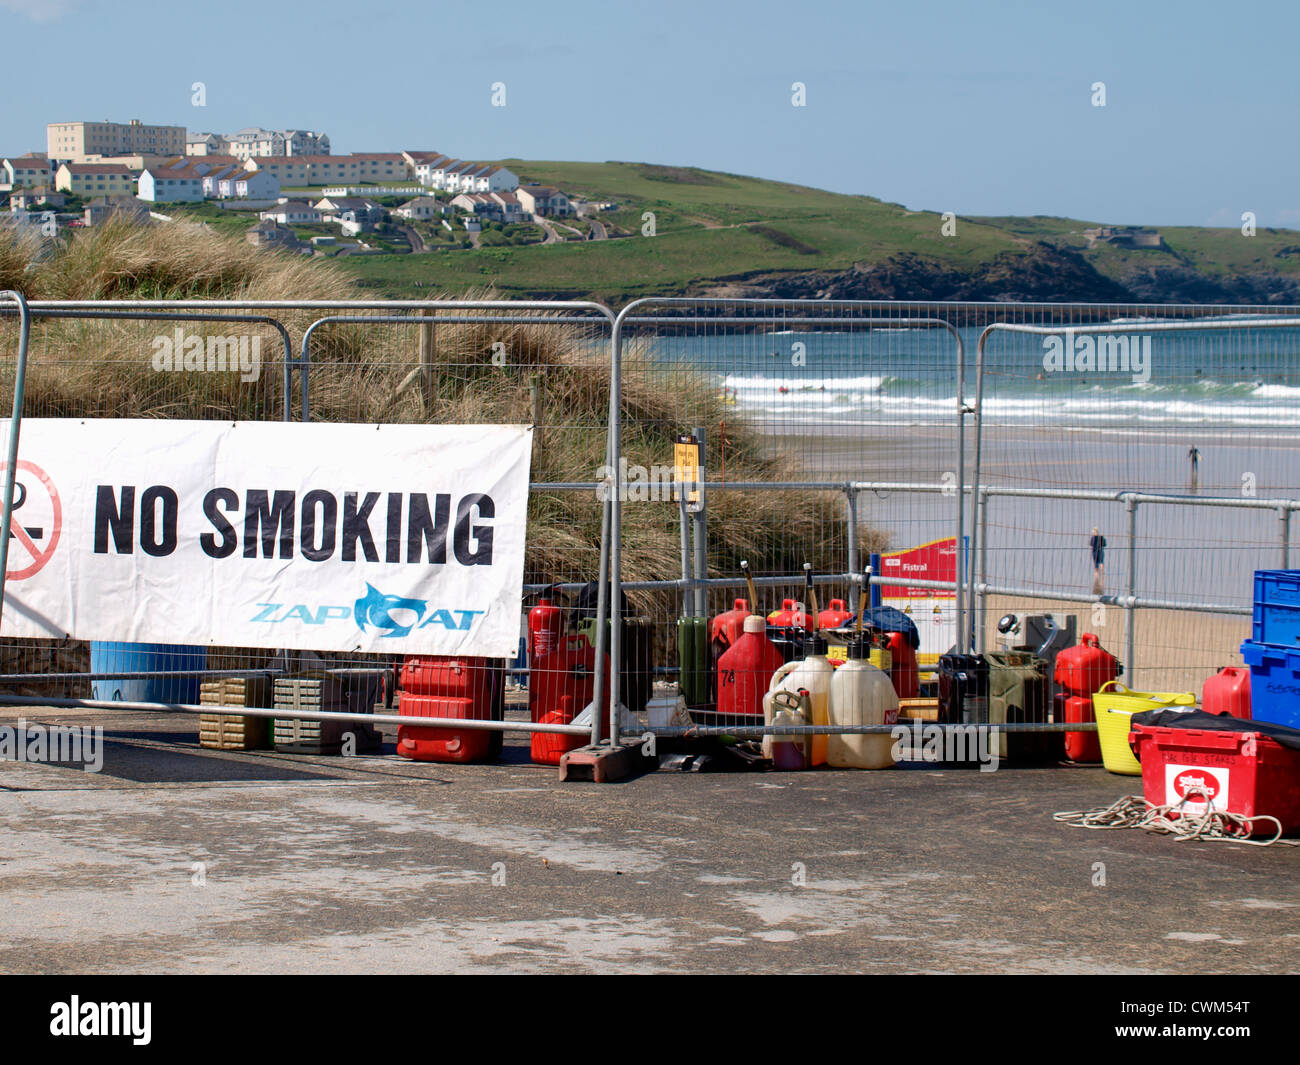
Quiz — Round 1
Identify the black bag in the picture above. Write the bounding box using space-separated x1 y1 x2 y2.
1131 707 1300 751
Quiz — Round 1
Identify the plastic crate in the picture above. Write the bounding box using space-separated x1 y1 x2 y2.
199 675 273 751
273 672 384 754
1252 569 1300 648
1129 724 1300 835
1239 639 1300 729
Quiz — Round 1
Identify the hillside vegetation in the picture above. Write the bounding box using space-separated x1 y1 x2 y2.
336 160 1300 305
0 219 879 600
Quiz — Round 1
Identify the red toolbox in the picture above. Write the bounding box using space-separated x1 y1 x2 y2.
1129 724 1300 835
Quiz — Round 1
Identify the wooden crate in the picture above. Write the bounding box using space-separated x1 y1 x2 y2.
199 675 273 750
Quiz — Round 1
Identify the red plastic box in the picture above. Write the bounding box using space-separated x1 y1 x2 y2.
1129 725 1300 835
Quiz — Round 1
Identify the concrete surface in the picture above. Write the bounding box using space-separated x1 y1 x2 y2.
1 706 1298 974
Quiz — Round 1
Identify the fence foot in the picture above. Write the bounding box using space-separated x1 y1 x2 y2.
558 742 653 783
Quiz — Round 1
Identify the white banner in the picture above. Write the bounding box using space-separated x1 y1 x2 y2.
0 420 533 656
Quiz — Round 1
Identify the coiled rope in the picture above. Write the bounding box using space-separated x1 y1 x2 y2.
1054 793 1298 847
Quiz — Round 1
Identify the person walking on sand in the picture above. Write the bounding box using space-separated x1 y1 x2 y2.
1090 527 1106 595
1188 446 1201 492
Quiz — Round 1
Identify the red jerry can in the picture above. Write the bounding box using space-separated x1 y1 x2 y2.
1202 666 1251 720
396 656 503 763
529 633 611 733
711 598 752 649
767 599 798 626
710 597 753 680
717 615 785 720
1053 633 1120 762
532 695 579 766
818 599 854 631
885 631 920 698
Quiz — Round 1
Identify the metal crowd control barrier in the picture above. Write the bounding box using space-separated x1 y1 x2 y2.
0 298 619 746
972 318 1300 689
607 298 966 747
2 296 1299 752
294 301 619 744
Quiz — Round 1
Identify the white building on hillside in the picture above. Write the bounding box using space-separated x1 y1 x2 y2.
394 196 447 220
259 201 321 225
235 169 279 199
515 184 572 219
138 165 204 202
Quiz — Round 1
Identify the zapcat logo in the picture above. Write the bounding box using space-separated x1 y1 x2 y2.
354 583 429 638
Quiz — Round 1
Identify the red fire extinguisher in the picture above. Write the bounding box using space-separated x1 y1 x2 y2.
528 586 564 675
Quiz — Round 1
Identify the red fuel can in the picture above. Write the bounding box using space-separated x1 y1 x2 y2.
529 633 610 734
1054 633 1120 762
711 598 752 650
767 599 799 626
1202 666 1252 720
818 599 854 631
885 631 920 698
532 695 580 766
717 615 785 721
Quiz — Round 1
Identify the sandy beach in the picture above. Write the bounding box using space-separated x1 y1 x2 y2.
766 424 1297 691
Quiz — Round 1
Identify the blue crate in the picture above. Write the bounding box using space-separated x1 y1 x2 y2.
1240 638 1300 729
1253 570 1300 648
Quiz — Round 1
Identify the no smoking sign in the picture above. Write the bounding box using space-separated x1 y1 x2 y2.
0 460 61 580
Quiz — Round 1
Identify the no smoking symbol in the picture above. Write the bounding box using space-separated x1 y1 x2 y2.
1 461 61 580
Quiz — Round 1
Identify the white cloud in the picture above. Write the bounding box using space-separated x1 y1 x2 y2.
0 0 88 23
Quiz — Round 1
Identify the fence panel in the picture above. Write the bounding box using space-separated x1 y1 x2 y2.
608 298 968 743
297 301 618 748
973 315 1300 690
0 301 293 703
0 299 619 759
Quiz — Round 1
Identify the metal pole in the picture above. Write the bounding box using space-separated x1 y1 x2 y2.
0 290 31 626
969 330 988 653
679 492 692 617
607 326 625 748
590 479 612 748
1126 495 1138 688
977 486 989 653
692 427 707 619
956 325 967 653
846 487 860 577
1280 506 1291 569
417 308 435 412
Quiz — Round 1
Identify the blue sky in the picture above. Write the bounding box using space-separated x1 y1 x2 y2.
2 0 1295 227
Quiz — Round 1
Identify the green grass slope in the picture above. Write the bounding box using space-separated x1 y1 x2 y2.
329 161 1300 303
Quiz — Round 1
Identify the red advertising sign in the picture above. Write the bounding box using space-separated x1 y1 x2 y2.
879 537 957 600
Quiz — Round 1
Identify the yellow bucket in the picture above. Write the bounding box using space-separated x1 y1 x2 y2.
1092 681 1197 775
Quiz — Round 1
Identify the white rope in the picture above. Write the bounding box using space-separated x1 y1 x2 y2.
1053 794 1298 847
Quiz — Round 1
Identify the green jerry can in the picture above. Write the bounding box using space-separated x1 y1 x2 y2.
984 651 1060 761
576 614 657 717
677 615 710 708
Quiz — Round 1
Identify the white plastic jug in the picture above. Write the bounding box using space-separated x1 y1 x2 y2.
768 689 810 771
764 634 833 766
828 635 900 769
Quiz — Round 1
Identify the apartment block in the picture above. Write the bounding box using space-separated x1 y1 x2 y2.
47 119 185 163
